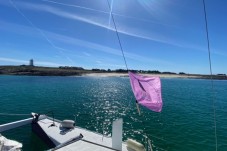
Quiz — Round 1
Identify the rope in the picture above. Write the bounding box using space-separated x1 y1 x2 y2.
202 0 217 150
106 0 129 71
0 113 30 116
105 2 158 150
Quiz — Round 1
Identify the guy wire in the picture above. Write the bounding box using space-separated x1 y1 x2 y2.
202 0 217 150
106 0 129 71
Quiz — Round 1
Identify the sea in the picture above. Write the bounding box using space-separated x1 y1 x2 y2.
0 75 226 151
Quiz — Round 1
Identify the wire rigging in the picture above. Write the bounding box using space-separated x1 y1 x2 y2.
202 0 217 150
106 2 155 150
106 0 129 71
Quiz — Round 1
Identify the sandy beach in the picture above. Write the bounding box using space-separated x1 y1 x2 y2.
82 72 202 79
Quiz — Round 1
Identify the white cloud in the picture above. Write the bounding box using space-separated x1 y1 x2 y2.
41 0 107 14
0 20 177 66
95 60 102 64
83 52 91 56
0 57 27 64
3 0 224 53
47 30 173 65
96 63 126 68
11 1 188 48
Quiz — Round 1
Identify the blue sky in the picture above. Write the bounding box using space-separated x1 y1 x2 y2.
0 0 227 74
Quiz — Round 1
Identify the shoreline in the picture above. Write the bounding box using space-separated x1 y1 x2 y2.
0 65 226 80
1 71 226 80
82 73 203 79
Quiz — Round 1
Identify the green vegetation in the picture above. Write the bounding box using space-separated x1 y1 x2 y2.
0 65 88 76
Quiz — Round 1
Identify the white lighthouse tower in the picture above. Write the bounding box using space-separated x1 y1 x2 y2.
29 59 34 66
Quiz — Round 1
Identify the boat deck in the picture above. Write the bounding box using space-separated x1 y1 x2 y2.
56 140 119 151
35 117 129 151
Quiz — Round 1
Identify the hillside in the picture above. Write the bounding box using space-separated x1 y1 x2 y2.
0 65 90 76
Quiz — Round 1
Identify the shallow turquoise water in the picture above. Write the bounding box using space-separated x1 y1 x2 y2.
0 75 227 151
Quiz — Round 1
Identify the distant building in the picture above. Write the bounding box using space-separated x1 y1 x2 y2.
29 59 34 66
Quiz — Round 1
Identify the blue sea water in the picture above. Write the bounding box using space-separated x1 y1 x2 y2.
0 75 227 151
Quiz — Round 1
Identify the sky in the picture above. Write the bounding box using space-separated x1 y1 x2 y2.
0 0 227 74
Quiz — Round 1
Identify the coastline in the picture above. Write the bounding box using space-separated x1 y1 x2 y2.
82 73 203 79
0 65 226 80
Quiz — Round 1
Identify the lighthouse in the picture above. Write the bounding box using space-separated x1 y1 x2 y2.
29 59 34 66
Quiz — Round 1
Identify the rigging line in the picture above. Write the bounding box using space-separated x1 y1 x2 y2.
202 0 217 150
106 1 155 149
106 0 129 71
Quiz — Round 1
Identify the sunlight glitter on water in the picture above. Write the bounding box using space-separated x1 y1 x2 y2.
0 76 227 150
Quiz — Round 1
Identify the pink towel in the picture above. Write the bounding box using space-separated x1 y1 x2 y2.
129 72 163 112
